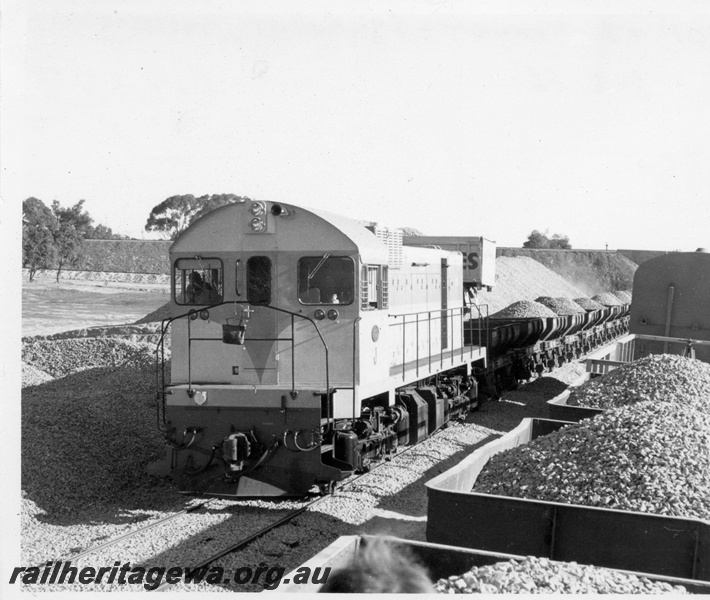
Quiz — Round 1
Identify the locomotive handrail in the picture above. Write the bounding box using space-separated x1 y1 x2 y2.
388 305 486 381
155 300 332 431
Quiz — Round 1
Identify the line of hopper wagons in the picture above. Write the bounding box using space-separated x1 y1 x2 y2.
468 301 630 398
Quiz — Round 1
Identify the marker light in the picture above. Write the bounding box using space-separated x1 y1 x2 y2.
327 309 339 321
250 218 266 232
250 202 266 216
199 309 210 320
314 309 326 320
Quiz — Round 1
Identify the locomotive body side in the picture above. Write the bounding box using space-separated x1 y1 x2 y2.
158 201 486 497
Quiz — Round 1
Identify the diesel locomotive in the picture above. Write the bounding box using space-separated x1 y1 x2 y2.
156 200 488 497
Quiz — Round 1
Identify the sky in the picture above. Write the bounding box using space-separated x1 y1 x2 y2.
3 0 710 253
1 3 709 593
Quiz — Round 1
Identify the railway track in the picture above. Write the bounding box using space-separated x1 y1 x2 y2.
151 432 450 591
42 499 219 569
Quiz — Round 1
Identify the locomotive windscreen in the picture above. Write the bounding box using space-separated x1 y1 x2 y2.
298 255 355 305
174 257 223 305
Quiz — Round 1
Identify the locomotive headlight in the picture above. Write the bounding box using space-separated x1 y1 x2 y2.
250 201 266 216
327 309 339 321
250 217 266 232
199 309 210 320
314 309 325 320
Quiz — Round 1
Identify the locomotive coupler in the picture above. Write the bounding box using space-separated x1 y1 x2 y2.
221 432 251 472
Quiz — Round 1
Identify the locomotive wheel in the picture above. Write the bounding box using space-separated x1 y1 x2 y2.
318 481 337 495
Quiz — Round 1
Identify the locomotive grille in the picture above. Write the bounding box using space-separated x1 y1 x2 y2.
369 225 403 269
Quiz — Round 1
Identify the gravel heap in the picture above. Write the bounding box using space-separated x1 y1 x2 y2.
534 296 586 316
24 323 164 345
22 337 161 379
613 290 633 303
22 362 54 387
568 354 710 412
435 556 687 594
573 297 604 311
490 301 557 319
592 292 624 306
473 400 710 519
22 341 175 564
135 302 172 324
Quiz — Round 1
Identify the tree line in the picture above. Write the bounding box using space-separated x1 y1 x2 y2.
22 194 250 282
22 198 130 282
523 229 572 249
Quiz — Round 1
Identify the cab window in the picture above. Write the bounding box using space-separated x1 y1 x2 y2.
175 258 223 305
247 256 271 305
360 265 388 310
298 255 354 305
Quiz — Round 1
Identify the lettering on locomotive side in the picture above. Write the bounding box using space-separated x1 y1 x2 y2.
466 252 479 270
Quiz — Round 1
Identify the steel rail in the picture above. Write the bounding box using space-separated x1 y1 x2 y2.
36 499 219 570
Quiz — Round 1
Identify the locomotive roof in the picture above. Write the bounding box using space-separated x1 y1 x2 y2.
170 201 389 264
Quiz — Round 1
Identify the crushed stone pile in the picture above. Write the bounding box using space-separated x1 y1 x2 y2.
574 297 604 311
22 334 173 522
477 257 588 315
568 354 710 412
22 363 54 387
473 401 710 520
535 296 586 316
22 337 162 379
436 555 687 594
495 249 637 297
592 292 624 306
490 300 557 319
22 362 173 518
24 323 164 345
613 290 633 303
135 302 173 324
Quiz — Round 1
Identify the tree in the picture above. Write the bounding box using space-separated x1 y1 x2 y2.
52 200 93 282
523 230 550 248
145 194 198 240
549 233 572 250
22 197 58 282
523 229 572 249
145 193 250 239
